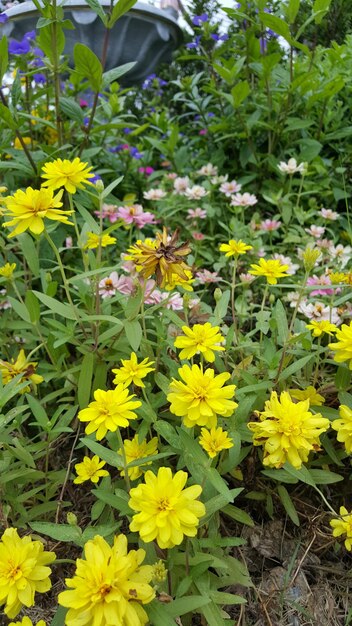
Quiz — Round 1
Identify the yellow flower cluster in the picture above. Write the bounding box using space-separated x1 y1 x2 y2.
0 349 43 393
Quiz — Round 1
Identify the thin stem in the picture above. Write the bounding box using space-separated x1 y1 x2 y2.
51 0 63 146
312 336 322 388
116 428 131 493
230 258 238 342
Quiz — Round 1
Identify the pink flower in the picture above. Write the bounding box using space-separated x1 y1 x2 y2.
65 236 73 248
0 289 11 310
95 203 120 223
138 166 154 176
299 301 341 325
79 99 89 107
305 225 325 238
230 192 258 207
161 292 184 310
143 189 167 200
142 279 163 305
307 274 334 296
199 129 207 135
195 269 220 284
260 219 282 232
116 204 156 229
173 176 191 194
167 172 178 180
192 232 205 241
239 273 254 283
99 272 134 298
184 185 209 200
187 207 207 220
197 163 218 176
220 180 242 196
316 238 334 250
319 208 338 220
121 257 138 275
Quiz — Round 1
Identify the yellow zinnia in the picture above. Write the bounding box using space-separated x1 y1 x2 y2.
174 322 225 363
198 426 234 458
2 187 71 237
328 322 352 369
84 232 117 250
306 320 337 337
9 618 46 626
112 352 155 388
332 405 352 453
289 386 325 406
219 239 253 257
249 258 289 285
0 528 55 619
41 157 94 194
0 262 16 278
129 467 205 548
78 387 141 440
58 534 155 626
0 349 43 393
73 455 109 484
167 363 237 428
248 391 330 469
330 506 352 550
118 434 158 480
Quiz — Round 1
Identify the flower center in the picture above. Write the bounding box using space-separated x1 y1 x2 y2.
158 497 172 512
8 564 23 581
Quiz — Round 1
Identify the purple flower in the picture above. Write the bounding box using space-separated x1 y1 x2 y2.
159 79 167 87
210 33 229 41
207 112 215 117
186 35 201 49
123 127 131 134
24 30 36 41
83 116 90 127
9 38 31 55
33 46 44 57
0 13 9 23
90 173 102 184
33 72 46 84
130 147 142 159
192 13 208 26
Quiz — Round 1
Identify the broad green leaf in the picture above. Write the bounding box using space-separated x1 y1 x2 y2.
108 0 138 28
313 0 332 23
51 606 67 626
78 352 95 409
102 62 136 87
25 291 40 324
277 485 300 526
0 36 8 84
210 591 246 605
223 504 254 527
7 297 31 323
309 469 343 484
231 80 250 107
73 43 103 92
124 319 142 351
167 596 210 617
0 102 17 130
80 437 124 468
37 23 65 61
32 290 77 320
30 522 83 543
84 0 108 23
59 97 84 124
283 463 316 486
26 394 50 430
17 233 40 275
286 0 300 23
91 489 131 515
277 354 314 382
147 603 179 626
259 13 292 41
275 299 288 345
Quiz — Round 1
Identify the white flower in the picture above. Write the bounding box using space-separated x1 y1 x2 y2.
328 244 352 268
197 163 218 176
230 192 258 207
184 185 209 200
299 301 341 325
319 208 338 220
211 175 228 185
143 188 167 200
287 291 302 307
173 176 190 194
273 253 299 275
220 180 242 196
305 225 325 238
278 158 306 175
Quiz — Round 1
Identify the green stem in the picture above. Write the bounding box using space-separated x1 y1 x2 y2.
230 258 238 343
259 283 269 348
312 336 322 388
51 0 63 146
116 428 131 493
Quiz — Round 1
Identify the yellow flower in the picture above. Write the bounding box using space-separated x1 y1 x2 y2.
302 247 321 272
174 323 225 363
41 157 94 194
151 560 168 583
118 434 158 480
219 239 253 257
198 426 234 458
84 232 117 250
14 137 31 150
126 228 191 288
73 455 109 484
328 322 352 369
112 352 155 388
9 618 46 626
78 387 141 440
248 391 330 469
0 349 43 393
0 528 55 619
289 386 325 406
331 405 352 453
0 262 16 278
330 506 352 550
58 534 155 626
167 364 237 428
164 268 194 292
344 272 352 285
306 320 337 337
329 272 347 285
129 467 205 549
2 187 71 237
249 258 289 285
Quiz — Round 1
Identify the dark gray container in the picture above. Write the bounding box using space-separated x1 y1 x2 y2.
0 0 182 83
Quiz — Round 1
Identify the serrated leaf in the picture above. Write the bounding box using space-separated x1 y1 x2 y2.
73 43 103 92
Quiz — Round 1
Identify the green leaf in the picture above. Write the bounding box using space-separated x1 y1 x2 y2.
0 36 8 85
167 596 210 617
59 97 84 124
283 463 316 486
286 0 300 23
51 606 67 626
0 102 17 130
231 80 250 107
313 0 332 23
277 485 300 526
147 602 179 626
102 62 136 87
26 394 50 430
259 13 292 41
80 437 124 468
223 504 254 527
32 291 78 320
78 352 95 409
37 23 65 62
210 590 246 605
84 0 108 23
277 354 314 382
29 522 83 544
275 299 288 345
25 290 40 323
309 469 343 484
7 297 31 323
17 233 40 275
91 488 131 515
124 319 142 351
73 43 103 92
101 175 124 199
108 0 138 28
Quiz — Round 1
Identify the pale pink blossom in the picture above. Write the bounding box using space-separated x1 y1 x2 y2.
307 274 334 297
257 247 266 257
316 238 334 250
260 219 282 232
192 232 205 241
99 272 134 298
328 244 352 268
142 279 163 305
95 203 120 223
115 204 156 228
230 192 258 207
220 180 242 196
187 207 207 220
305 225 325 238
161 292 184 310
0 289 11 310
173 176 190 194
287 291 302 307
184 185 209 200
278 158 306 175
197 163 218 176
65 236 73 248
239 273 254 283
273 253 299 275
167 172 177 180
319 208 338 220
143 189 167 200
120 256 138 276
299 301 341 325
195 269 220 284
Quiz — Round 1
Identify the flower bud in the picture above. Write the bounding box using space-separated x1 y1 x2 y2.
214 287 222 302
67 512 78 526
303 247 321 272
